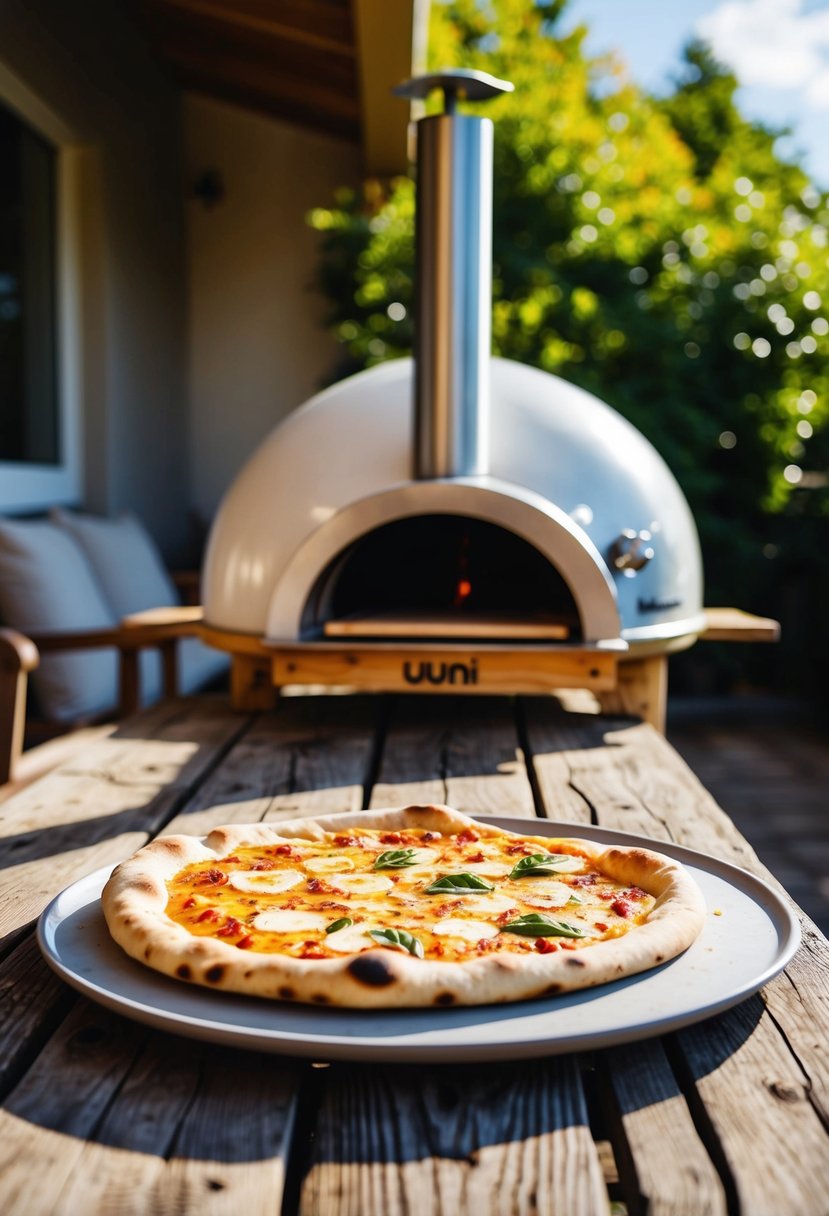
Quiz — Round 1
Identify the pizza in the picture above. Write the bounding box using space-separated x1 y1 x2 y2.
102 804 705 1008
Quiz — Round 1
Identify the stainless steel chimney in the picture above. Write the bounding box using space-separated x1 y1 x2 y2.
394 70 513 479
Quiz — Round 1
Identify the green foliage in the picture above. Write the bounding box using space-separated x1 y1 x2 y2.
308 0 829 661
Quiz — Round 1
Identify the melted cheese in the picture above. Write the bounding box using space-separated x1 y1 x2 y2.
432 918 500 942
252 909 329 933
304 856 355 875
166 825 655 964
228 869 303 894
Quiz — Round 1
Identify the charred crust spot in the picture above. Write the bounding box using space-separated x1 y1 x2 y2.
158 838 184 854
144 946 152 960
402 804 440 816
434 992 456 1006
311 993 330 1004
205 964 225 983
133 880 158 895
122 916 135 927
655 954 664 963
176 964 191 980
278 986 296 1001
544 982 563 995
347 954 396 987
566 956 587 968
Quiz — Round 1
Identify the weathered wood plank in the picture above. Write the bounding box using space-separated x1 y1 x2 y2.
602 1038 727 1216
524 700 829 1203
0 697 252 945
301 1058 607 1216
371 696 535 817
0 1001 148 1215
675 996 829 1216
161 696 382 837
0 934 75 1098
50 1033 207 1216
155 1047 301 1216
520 698 614 825
45 1036 302 1216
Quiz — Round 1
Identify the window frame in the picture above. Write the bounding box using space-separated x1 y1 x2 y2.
0 63 83 512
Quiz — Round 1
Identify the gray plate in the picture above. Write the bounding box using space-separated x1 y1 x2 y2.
37 818 801 1062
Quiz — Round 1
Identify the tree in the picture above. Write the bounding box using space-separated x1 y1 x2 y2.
308 0 829 687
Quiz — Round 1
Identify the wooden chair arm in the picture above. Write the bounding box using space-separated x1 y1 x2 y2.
15 609 205 743
0 628 41 785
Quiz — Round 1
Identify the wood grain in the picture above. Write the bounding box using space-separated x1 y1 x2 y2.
0 934 74 1097
162 695 380 837
603 1038 726 1216
370 696 535 818
0 1001 148 1215
301 1058 607 1216
675 996 829 1215
0 697 250 943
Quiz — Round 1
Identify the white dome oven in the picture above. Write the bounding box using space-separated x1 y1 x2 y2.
200 71 777 730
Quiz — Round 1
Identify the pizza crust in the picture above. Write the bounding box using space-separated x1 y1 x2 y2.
102 805 706 1008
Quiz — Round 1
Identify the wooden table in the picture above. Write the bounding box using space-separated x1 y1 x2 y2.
1 692 827 1215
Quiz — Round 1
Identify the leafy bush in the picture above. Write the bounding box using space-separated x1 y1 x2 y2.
309 0 829 695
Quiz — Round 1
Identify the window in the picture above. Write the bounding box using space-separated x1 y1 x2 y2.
0 63 83 512
0 102 59 465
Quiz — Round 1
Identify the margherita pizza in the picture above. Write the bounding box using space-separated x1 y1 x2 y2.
102 805 705 1008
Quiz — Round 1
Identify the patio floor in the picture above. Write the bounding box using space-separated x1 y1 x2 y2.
668 695 829 935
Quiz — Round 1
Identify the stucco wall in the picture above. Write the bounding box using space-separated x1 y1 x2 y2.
185 96 360 524
0 0 188 560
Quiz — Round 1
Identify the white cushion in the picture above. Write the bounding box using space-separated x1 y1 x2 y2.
0 518 119 721
51 509 177 616
52 509 228 697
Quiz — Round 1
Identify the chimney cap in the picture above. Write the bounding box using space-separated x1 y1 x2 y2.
394 68 513 114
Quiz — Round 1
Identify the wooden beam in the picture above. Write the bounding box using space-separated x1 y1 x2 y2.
137 0 355 57
352 0 428 174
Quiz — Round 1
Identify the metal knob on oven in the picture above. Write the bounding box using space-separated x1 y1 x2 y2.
610 529 654 574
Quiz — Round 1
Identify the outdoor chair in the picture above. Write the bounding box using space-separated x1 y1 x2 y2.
0 510 226 793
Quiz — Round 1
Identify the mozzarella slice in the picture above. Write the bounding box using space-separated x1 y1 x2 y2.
431 918 499 942
519 882 573 908
456 860 513 878
519 874 582 897
228 869 304 894
329 874 394 895
252 909 329 933
323 925 377 954
453 892 517 914
304 856 355 875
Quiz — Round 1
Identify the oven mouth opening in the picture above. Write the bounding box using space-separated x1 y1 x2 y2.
300 514 583 643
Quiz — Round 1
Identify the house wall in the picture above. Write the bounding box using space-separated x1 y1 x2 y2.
0 0 189 560
184 96 360 525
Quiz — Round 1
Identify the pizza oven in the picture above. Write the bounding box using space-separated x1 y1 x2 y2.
199 70 724 713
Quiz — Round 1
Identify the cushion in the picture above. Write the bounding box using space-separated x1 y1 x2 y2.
52 509 228 697
51 509 178 616
0 518 119 721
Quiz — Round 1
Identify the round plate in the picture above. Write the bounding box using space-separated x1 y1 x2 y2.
37 818 801 1062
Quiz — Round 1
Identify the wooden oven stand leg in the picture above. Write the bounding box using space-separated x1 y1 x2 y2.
230 654 277 711
597 655 668 733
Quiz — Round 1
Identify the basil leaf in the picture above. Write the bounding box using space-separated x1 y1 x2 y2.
373 848 419 870
509 852 573 879
369 928 425 958
325 917 353 934
425 873 494 893
500 914 586 939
